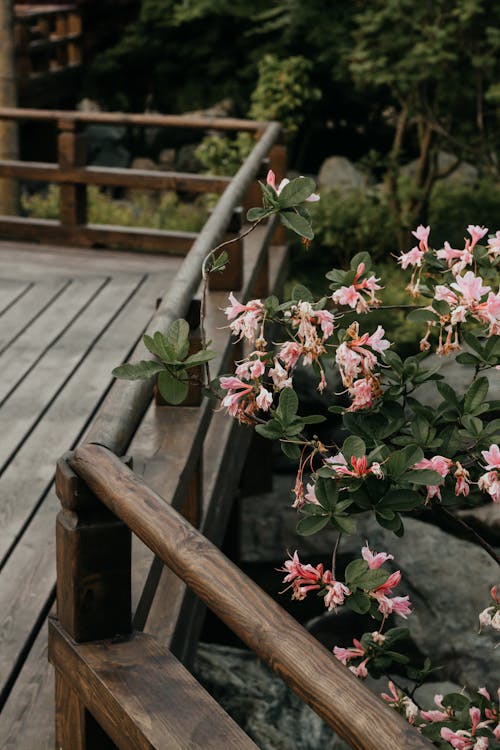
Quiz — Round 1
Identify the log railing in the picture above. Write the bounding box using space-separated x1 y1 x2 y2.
50 443 432 750
0 107 276 253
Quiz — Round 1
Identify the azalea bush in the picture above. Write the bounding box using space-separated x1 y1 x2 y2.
114 171 500 748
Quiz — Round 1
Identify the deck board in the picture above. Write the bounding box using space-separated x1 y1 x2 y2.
0 241 181 746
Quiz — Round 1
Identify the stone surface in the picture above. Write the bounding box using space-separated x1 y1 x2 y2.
194 643 350 750
458 503 500 546
318 156 365 192
415 353 499 408
130 156 159 171
356 516 500 690
400 151 478 186
158 147 176 170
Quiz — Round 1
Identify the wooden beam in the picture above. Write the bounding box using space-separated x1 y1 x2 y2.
48 618 259 750
0 160 231 193
0 216 197 253
69 445 433 750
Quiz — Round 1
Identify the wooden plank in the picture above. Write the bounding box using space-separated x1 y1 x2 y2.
0 276 109 405
0 160 231 194
0 616 55 749
0 106 266 132
0 277 69 354
0 278 30 315
0 216 197 254
0 273 167 703
0 275 113 476
48 619 259 750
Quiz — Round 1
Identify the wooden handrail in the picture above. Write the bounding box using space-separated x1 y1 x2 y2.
85 119 282 455
69 443 432 750
0 106 267 132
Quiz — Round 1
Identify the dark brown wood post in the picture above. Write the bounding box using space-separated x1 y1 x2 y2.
208 207 243 291
67 10 82 66
57 118 87 230
51 451 132 748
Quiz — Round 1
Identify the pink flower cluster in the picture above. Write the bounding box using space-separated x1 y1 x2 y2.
478 445 500 504
361 543 412 619
325 452 384 479
279 551 350 611
332 262 382 313
335 321 390 411
479 586 500 632
381 680 419 724
224 293 265 343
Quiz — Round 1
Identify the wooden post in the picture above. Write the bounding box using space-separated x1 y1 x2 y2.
52 451 132 748
58 118 87 228
0 0 20 215
67 10 82 66
208 207 243 291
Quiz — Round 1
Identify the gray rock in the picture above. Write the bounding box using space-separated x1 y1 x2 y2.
414 352 499 408
458 503 500 546
86 124 129 169
318 156 365 192
194 643 349 750
176 143 202 173
355 516 500 690
400 151 478 186
158 148 176 171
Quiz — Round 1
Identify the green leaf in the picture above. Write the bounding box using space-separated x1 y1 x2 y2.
157 370 189 405
342 435 366 458
165 319 190 361
350 252 372 271
314 477 338 511
277 388 299 424
183 349 216 367
456 352 482 365
255 420 284 440
143 332 176 363
402 469 444 485
278 177 316 208
112 360 165 381
442 694 470 712
296 514 331 536
291 283 314 302
211 250 229 272
300 414 327 425
347 590 371 614
437 381 460 406
279 210 314 240
407 308 439 322
464 376 489 414
388 445 424 478
379 489 421 511
280 442 301 460
345 559 369 586
332 514 357 535
433 299 450 316
247 206 274 222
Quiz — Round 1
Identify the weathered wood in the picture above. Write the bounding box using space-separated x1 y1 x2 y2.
0 278 30 315
0 273 168 699
48 618 259 750
0 215 197 253
0 106 268 132
86 121 282 455
0 159 231 193
57 119 87 226
0 278 68 353
0 0 19 215
268 142 287 245
71 445 432 750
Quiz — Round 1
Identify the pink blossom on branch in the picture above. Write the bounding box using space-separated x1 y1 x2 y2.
361 543 394 569
266 169 320 202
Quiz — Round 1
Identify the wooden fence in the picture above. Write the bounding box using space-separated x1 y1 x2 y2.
0 107 277 252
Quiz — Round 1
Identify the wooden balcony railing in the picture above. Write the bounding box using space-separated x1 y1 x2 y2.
0 107 280 254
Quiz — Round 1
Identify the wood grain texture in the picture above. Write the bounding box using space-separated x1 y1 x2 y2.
0 160 231 194
0 278 30 314
48 618 259 750
71 445 432 750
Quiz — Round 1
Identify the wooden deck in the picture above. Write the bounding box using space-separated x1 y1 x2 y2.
0 240 183 747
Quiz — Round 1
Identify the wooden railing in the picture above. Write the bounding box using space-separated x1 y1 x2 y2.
0 107 278 253
51 443 432 750
14 5 83 105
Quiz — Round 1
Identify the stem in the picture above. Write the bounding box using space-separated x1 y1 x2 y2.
331 532 342 578
199 217 265 385
434 506 500 566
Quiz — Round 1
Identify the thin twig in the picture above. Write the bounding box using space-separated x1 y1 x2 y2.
434 506 500 566
331 532 342 578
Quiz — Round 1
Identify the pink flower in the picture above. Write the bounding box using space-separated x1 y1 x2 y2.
323 578 351 611
367 325 391 353
220 376 253 417
333 638 365 665
256 386 272 411
348 377 377 411
414 455 452 477
487 231 500 259
450 272 491 305
454 462 470 497
435 285 459 306
314 309 335 338
440 728 474 749
224 293 264 342
304 482 319 505
279 341 302 368
349 658 369 678
412 224 430 252
437 241 463 263
269 359 292 390
361 543 394 569
482 444 500 470
420 708 449 722
397 247 424 269
467 225 488 248
478 471 500 503
475 292 500 336
332 285 364 309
